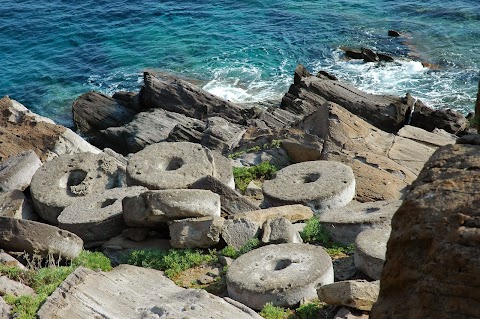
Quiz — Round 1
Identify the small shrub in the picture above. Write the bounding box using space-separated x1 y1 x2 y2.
324 243 355 257
3 294 45 319
260 303 292 319
220 238 260 259
233 162 278 191
300 216 331 244
295 301 324 319
127 249 217 278
71 250 112 271
219 246 238 259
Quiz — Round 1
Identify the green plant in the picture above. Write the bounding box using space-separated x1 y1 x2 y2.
260 303 292 319
3 294 45 319
233 161 278 191
299 216 331 244
126 249 217 278
294 301 324 319
324 243 355 257
220 238 260 259
71 250 112 271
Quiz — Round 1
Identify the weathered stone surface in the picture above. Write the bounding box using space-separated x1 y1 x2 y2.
30 152 123 224
263 160 355 213
102 234 171 251
371 140 480 318
388 135 436 175
58 187 146 243
0 252 26 270
123 189 221 228
72 91 137 140
0 276 35 297
261 217 303 244
233 205 313 227
0 97 99 163
126 142 214 190
190 175 259 216
201 117 246 152
319 200 401 244
100 108 205 154
318 280 380 311
227 243 334 310
244 181 263 199
0 296 11 319
0 216 83 260
140 72 251 125
397 125 456 147
0 150 41 192
354 227 390 280
169 217 225 248
112 91 141 112
121 228 150 242
233 148 291 169
334 307 369 319
0 190 37 220
211 151 235 189
221 218 260 250
38 265 262 319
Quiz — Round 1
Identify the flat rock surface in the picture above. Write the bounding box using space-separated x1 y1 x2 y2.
232 205 313 226
0 216 83 260
355 227 390 280
227 243 334 310
38 265 262 319
371 140 480 318
397 125 456 147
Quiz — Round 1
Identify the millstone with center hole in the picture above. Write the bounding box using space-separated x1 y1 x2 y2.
226 243 334 310
262 160 355 213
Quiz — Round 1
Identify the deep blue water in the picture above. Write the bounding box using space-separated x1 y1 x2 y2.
1 0 479 127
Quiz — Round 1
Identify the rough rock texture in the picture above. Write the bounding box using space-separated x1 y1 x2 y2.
318 280 380 311
0 275 36 297
334 307 369 319
190 176 259 216
140 72 251 125
371 138 480 319
0 216 83 260
227 243 334 310
0 296 11 318
58 186 146 243
168 216 225 248
30 152 124 224
233 205 313 226
261 217 303 244
0 150 42 192
0 96 99 162
397 125 456 147
123 189 221 228
319 200 400 244
0 252 26 270
263 160 355 212
0 190 36 220
38 265 262 319
221 218 260 250
354 227 390 280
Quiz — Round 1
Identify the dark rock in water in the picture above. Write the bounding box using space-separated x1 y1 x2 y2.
361 47 379 62
371 140 480 318
345 49 364 60
377 53 395 62
293 64 311 85
475 80 480 133
316 70 338 81
112 91 141 112
140 72 251 125
73 91 137 139
388 30 401 37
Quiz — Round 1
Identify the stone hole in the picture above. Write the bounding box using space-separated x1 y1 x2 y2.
366 207 381 214
100 198 116 208
164 157 184 171
67 170 88 189
303 173 320 184
274 259 293 271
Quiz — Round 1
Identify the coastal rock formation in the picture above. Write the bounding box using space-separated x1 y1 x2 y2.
0 96 99 162
38 265 262 319
370 136 480 318
0 150 41 192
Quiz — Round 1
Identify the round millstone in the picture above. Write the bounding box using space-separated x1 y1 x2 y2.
226 243 334 310
126 142 215 190
262 160 355 213
354 227 391 280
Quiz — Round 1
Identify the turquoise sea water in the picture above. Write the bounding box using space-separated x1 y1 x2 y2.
1 0 479 127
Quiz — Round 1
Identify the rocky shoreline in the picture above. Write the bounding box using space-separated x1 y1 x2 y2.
0 64 477 318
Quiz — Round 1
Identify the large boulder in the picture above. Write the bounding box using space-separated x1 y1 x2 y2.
0 216 83 260
0 190 37 220
0 96 99 162
38 265 262 319
317 280 380 311
370 136 480 318
0 150 42 192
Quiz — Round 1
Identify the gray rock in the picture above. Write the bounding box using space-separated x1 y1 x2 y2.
38 265 262 319
0 296 11 319
0 216 83 260
244 181 263 199
121 228 150 242
227 243 334 310
0 190 37 220
169 216 225 248
317 280 380 311
263 160 355 213
190 175 259 216
0 252 26 270
334 307 369 319
0 275 35 297
397 125 456 147
218 256 234 267
261 217 303 244
102 234 171 251
354 227 390 280
126 142 214 190
233 148 291 169
211 151 235 189
319 200 401 245
221 218 260 250
232 205 313 226
123 189 221 228
30 152 123 224
58 186 146 243
0 150 41 192
201 117 246 152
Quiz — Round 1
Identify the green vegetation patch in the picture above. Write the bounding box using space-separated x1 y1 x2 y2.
259 301 326 319
220 238 260 259
233 161 278 191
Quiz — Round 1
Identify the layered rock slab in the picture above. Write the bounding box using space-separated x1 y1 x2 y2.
371 138 480 318
38 265 262 319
